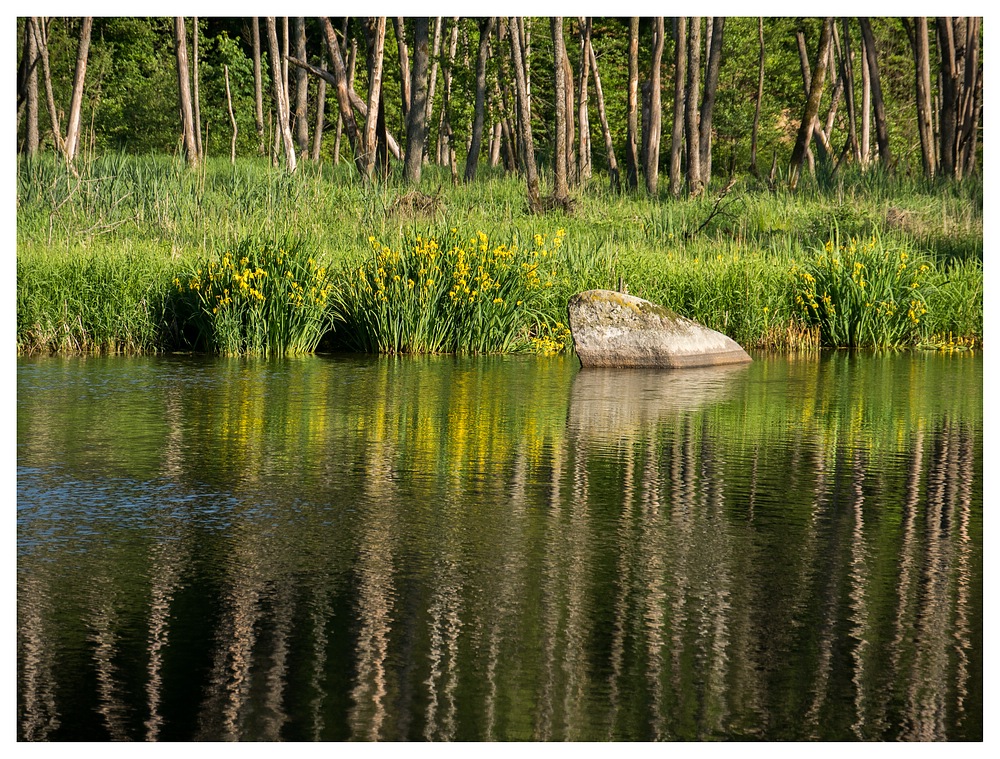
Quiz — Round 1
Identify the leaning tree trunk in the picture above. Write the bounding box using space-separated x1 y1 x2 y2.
839 20 861 166
404 17 431 184
588 27 619 192
251 17 266 154
789 18 833 190
699 16 724 187
29 18 64 157
858 18 892 169
321 17 363 176
685 17 703 195
265 16 297 172
509 16 541 213
669 17 687 196
552 17 570 203
625 17 640 190
644 17 664 195
64 16 92 165
464 17 495 182
174 17 199 168
311 51 327 162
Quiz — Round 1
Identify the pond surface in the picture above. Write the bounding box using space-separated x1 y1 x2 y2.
17 351 982 741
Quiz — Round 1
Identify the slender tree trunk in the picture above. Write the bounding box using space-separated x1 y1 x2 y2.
508 17 541 213
266 17 297 171
496 20 518 173
839 20 861 165
749 17 764 176
252 18 266 154
393 17 411 125
464 17 496 183
174 17 198 168
552 17 569 202
424 17 442 163
362 17 387 180
860 24 871 167
404 18 430 184
588 28 619 192
906 17 936 178
312 51 327 162
668 17 687 196
699 16 723 187
438 18 459 166
489 120 502 166
224 64 237 164
958 17 981 177
192 18 203 159
625 17 640 190
64 17 92 165
30 19 64 156
577 17 592 183
685 17 703 195
859 18 892 169
294 17 310 157
796 29 833 164
321 17 363 175
564 51 577 186
23 19 40 155
644 18 664 195
789 18 833 189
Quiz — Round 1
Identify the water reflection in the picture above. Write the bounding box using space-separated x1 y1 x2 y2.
16 352 982 741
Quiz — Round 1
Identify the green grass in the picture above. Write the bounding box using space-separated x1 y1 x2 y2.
16 153 983 355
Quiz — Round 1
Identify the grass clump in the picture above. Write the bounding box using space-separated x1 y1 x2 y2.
791 230 933 348
174 236 336 355
331 227 593 354
17 247 181 354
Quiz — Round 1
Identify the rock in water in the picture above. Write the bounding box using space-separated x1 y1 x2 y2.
567 289 752 368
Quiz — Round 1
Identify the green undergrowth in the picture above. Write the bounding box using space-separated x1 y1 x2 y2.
16 154 983 356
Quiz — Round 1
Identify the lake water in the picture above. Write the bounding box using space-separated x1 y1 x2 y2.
16 351 982 741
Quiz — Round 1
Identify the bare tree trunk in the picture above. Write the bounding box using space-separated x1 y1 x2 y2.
362 17 387 180
904 17 936 178
64 17 92 165
464 17 496 182
644 18 664 195
393 17 411 126
860 24 871 167
796 29 833 164
495 20 519 173
321 17 363 175
174 17 198 168
23 19 40 155
625 17 640 190
311 51 327 162
958 17 981 177
564 51 577 186
839 20 861 166
192 18 203 159
404 18 431 184
699 17 723 186
424 17 442 163
294 17 310 158
789 18 833 189
859 18 892 169
577 18 592 183
509 17 541 213
266 17 297 171
30 19 64 156
437 18 459 166
749 17 764 176
252 18 266 154
685 17 702 195
668 17 687 196
551 17 570 202
587 29 619 192
224 64 237 164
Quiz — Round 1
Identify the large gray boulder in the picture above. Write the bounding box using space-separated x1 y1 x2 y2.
567 289 752 368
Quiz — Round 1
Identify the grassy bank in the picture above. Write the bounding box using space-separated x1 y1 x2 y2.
16 154 983 355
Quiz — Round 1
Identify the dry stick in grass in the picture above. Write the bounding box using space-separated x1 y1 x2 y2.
686 176 738 240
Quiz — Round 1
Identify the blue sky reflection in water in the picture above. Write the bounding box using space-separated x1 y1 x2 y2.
16 351 982 740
